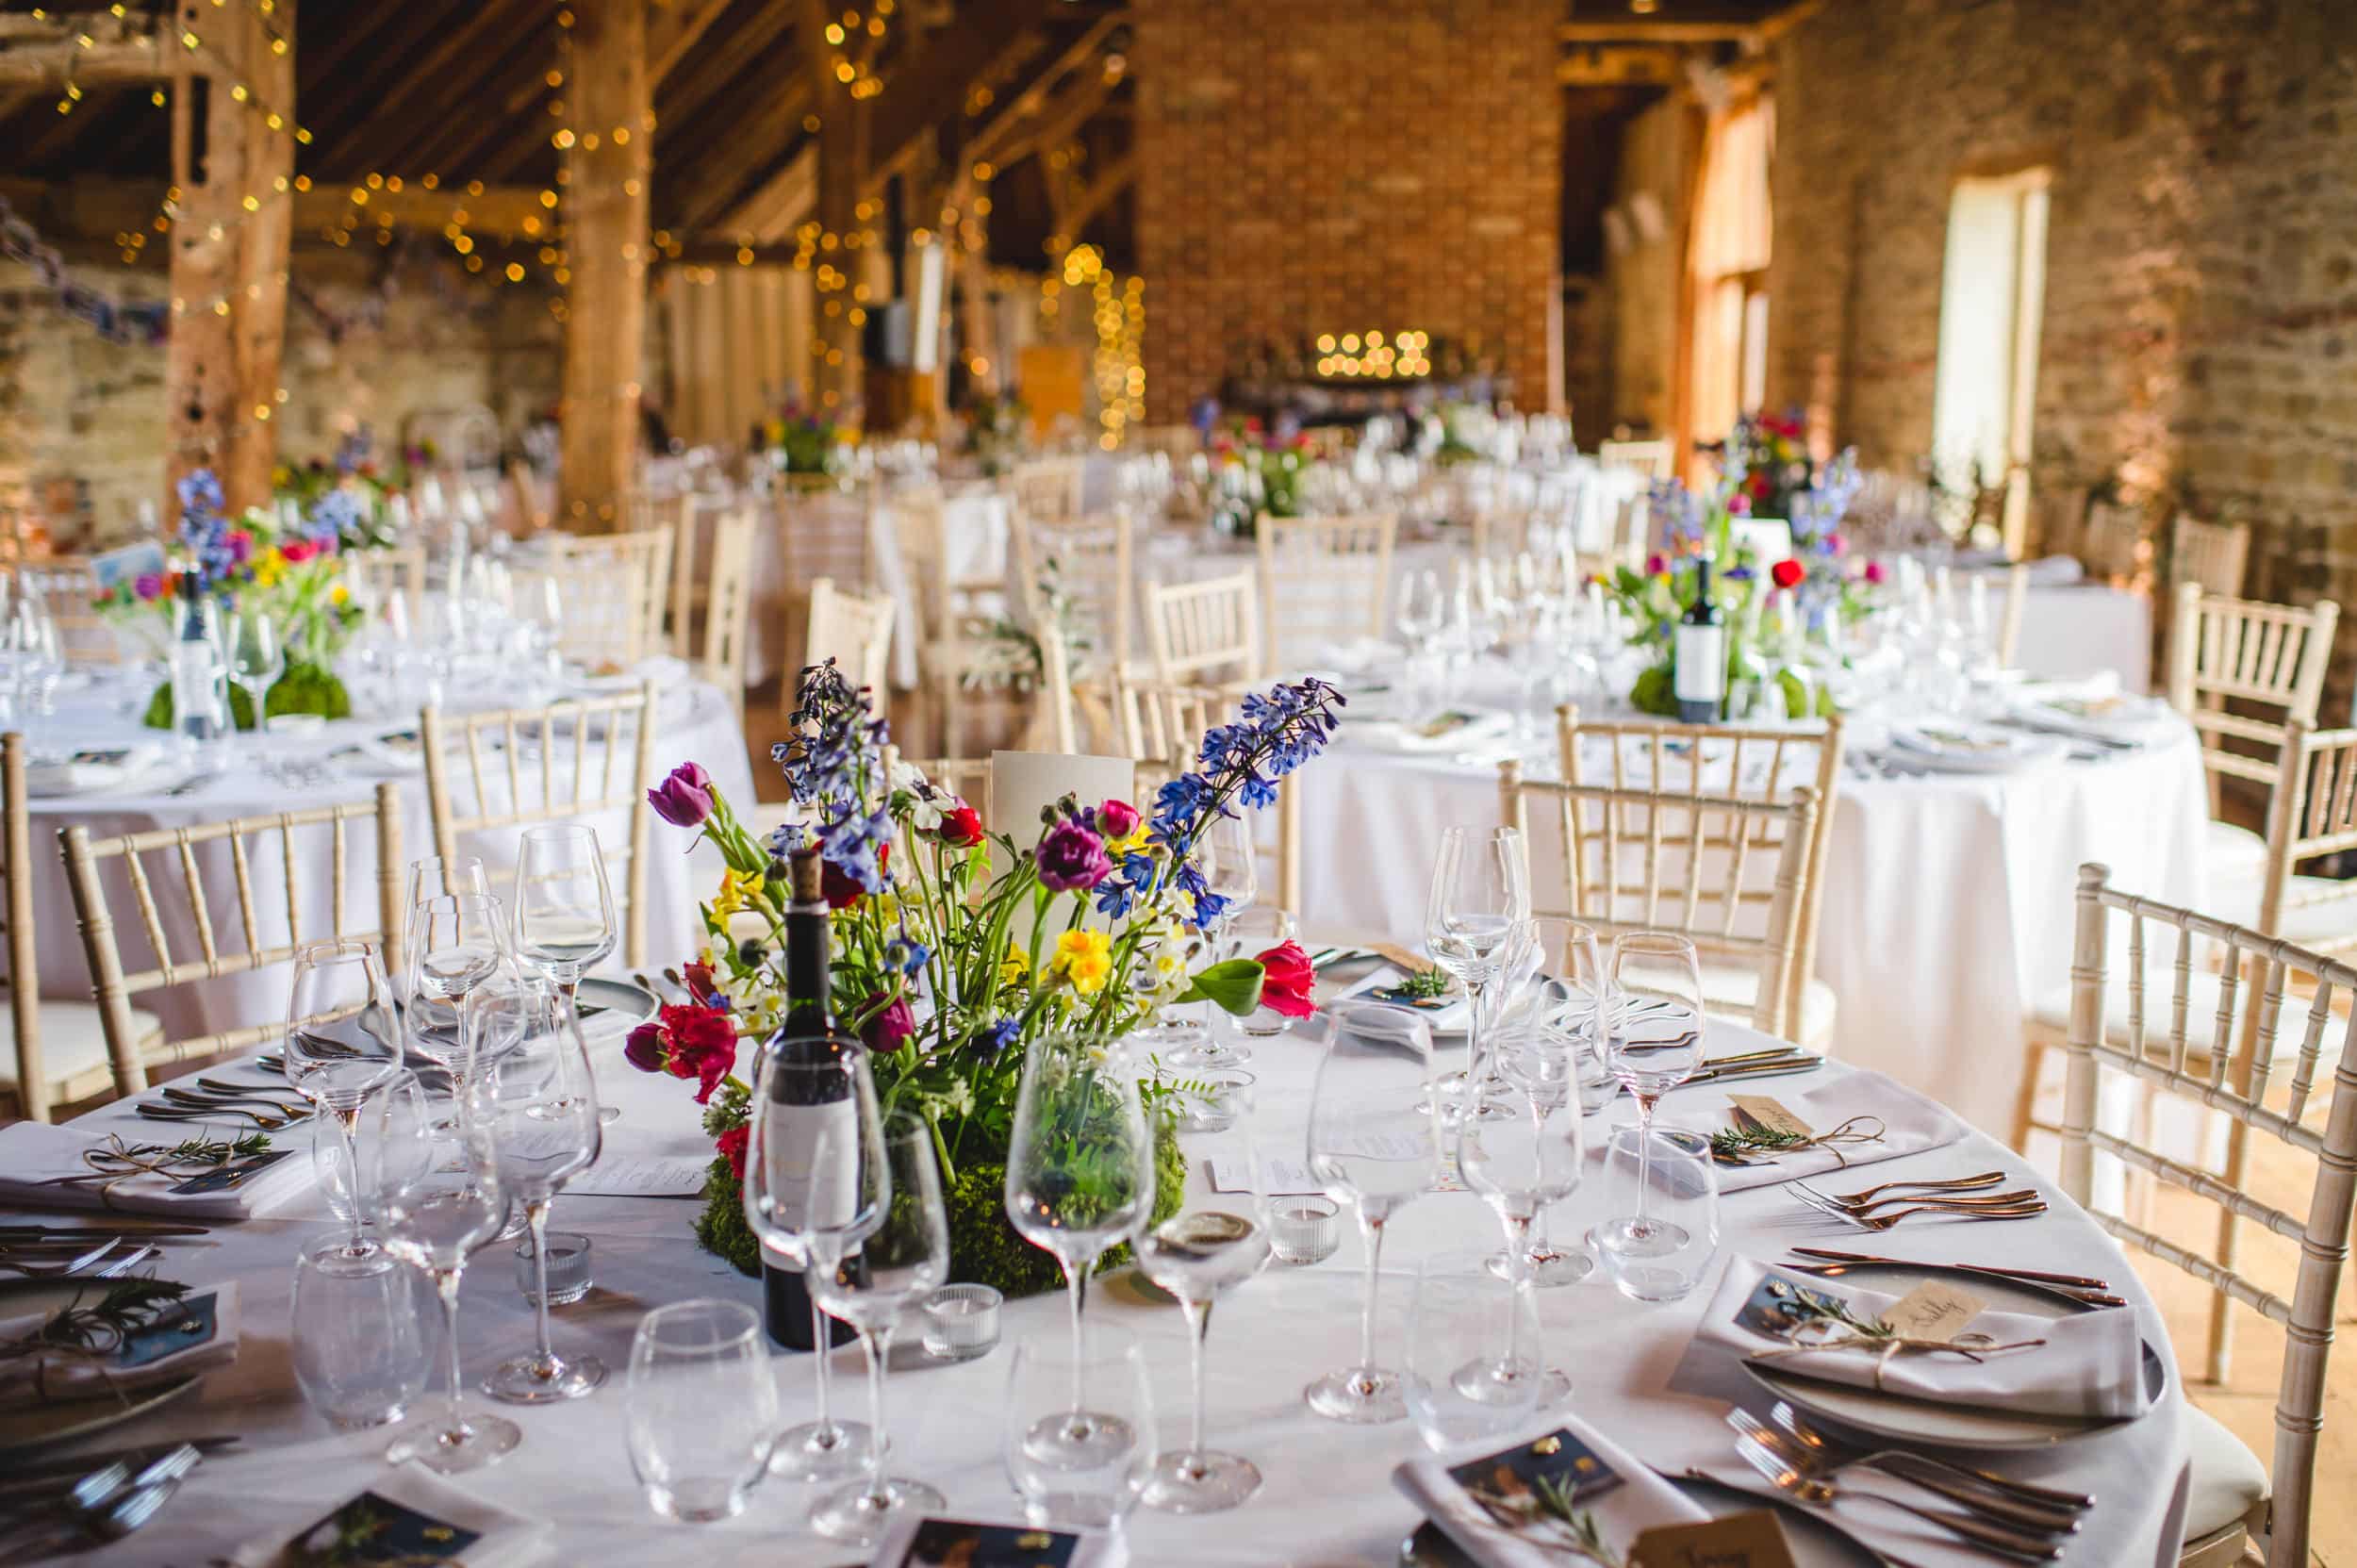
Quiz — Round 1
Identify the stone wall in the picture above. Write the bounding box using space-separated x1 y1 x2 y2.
1 246 560 548
1767 0 2357 633
1130 0 1563 424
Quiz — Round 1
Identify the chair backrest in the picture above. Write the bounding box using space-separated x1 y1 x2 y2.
59 784 406 1097
2175 517 2251 599
420 682 659 968
1143 569 1262 686
536 526 675 670
505 460 551 534
2055 863 2355 1568
1596 439 1673 482
2255 721 2357 962
699 507 758 719
778 484 873 591
13 559 123 666
1607 494 1650 572
1498 760 1819 1037
644 492 701 657
345 546 428 612
2079 495 2148 581
1128 424 1201 461
0 734 42 1117
1011 507 1135 677
2165 585 2341 797
1254 513 1397 668
1010 457 1086 526
1557 708 1845 1043
805 577 895 702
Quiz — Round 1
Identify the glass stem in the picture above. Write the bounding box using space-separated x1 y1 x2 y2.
1181 1295 1211 1456
860 1325 894 1508
1633 1094 1657 1233
331 1105 365 1252
434 1266 466 1438
1357 1211 1387 1380
525 1198 554 1365
1504 1215 1532 1375
1063 1253 1090 1417
1464 979 1486 1101
808 1295 835 1430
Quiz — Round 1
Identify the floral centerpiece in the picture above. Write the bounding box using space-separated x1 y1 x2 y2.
964 391 1030 477
1210 420 1319 537
98 469 367 727
272 429 413 547
1608 445 1867 720
1711 409 1816 520
629 660 1340 1297
764 404 848 476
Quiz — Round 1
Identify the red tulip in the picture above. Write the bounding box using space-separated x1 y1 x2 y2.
1254 940 1317 1018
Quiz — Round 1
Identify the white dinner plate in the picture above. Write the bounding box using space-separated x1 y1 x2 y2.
1886 721 2062 773
2011 691 2175 744
575 978 658 1032
1739 1261 2166 1449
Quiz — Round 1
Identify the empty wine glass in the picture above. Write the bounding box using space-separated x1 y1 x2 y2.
1168 815 1258 1069
1492 917 1605 1287
512 824 617 1003
404 853 490 912
285 938 404 1259
1137 1090 1271 1513
1458 1024 1583 1403
1006 1032 1155 1464
373 1081 518 1473
808 1111 951 1545
744 1049 883 1483
1594 1124 1721 1302
1396 568 1442 645
474 983 605 1403
226 609 283 741
310 1069 428 1254
2 590 62 721
1599 932 1706 1259
1425 825 1531 1123
626 1299 777 1524
1303 1002 1441 1424
1003 1325 1157 1529
402 892 507 1075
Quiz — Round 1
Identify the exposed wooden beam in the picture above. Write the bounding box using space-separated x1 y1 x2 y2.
954 8 1124 176
1557 47 1682 85
299 184 554 239
799 0 866 408
1057 150 1133 240
718 141 819 242
669 79 814 234
864 0 1060 190
651 0 737 83
660 241 808 267
558 0 652 530
228 0 296 509
1558 20 1765 44
304 0 515 173
0 29 187 87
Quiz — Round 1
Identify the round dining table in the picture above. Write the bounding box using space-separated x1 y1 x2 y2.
23 983 2188 1566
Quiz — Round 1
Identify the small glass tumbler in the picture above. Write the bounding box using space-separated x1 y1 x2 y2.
1267 1196 1341 1265
1171 1067 1256 1132
625 1299 778 1524
514 1230 593 1306
290 1242 435 1430
1593 1123 1721 1304
920 1283 1002 1362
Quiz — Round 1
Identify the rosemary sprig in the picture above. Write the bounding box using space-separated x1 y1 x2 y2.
159 1131 272 1167
1466 1477 1623 1564
1708 1123 1814 1163
19 1277 191 1355
1761 1277 1892 1342
1399 967 1451 999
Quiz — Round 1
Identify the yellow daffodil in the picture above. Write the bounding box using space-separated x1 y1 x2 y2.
1104 824 1151 859
999 940 1030 990
1050 929 1113 996
710 867 759 921
329 582 350 606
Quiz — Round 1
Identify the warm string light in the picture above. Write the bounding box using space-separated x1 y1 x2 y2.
1311 328 1431 380
1048 244 1144 449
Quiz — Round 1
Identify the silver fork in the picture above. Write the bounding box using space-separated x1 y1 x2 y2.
160 1086 312 1120
135 1102 295 1131
1794 1182 2043 1215
1790 1186 2050 1230
1730 1431 2062 1560
1725 1407 2082 1535
1770 1402 2096 1513
0 1239 120 1278
92 1244 159 1279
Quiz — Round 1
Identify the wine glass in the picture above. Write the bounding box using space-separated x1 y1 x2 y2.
1396 568 1442 645
402 892 507 1069
1302 1002 1441 1424
1457 1023 1583 1404
744 1049 883 1483
1403 1252 1543 1452
227 609 283 741
309 1069 428 1260
404 854 490 912
512 824 617 1002
1425 825 1531 1123
285 939 404 1259
1491 917 1605 1287
372 1080 519 1473
1137 1086 1271 1513
1598 932 1706 1258
1005 1032 1155 1464
808 1111 950 1545
2 590 62 721
1168 814 1258 1069
473 982 605 1403
1004 1325 1157 1528
1594 1124 1721 1302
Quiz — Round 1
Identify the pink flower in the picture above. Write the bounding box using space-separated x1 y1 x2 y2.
133 572 164 602
1864 560 1887 586
1034 818 1112 892
1822 533 1845 555
1728 491 1752 516
1254 940 1317 1018
280 539 319 565
1645 553 1667 576
647 762 715 828
1096 799 1140 839
861 993 916 1052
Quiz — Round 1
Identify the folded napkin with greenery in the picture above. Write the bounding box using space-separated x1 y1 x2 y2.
1706 1070 1966 1192
1698 1257 2148 1419
0 1278 236 1399
1393 1414 1709 1568
0 1123 312 1219
230 1465 553 1568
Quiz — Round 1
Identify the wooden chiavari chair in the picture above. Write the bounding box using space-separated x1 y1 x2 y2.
13 558 123 666
59 783 405 1098
1011 508 1135 675
2174 517 2252 600
802 577 896 716
1595 439 1673 483
420 683 659 969
530 526 675 671
2079 494 2150 584
1111 675 1301 914
2052 864 2354 1567
1009 457 1086 526
777 483 873 591
895 484 1013 758
696 507 758 723
1556 709 1844 1048
1499 762 1819 1039
1253 513 1396 669
1127 424 1201 461
1142 570 1263 690
344 545 428 612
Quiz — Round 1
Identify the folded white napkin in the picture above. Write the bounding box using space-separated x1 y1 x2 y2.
2011 689 2177 745
1709 1069 1968 1194
24 742 169 798
1333 966 1473 1033
0 1122 316 1220
1697 1256 2150 1420
1393 1413 1710 1568
0 1280 238 1398
1347 708 1516 755
229 1463 553 1568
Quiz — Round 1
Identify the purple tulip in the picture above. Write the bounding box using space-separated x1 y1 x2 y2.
647 762 714 828
861 993 916 1053
623 1021 664 1073
1034 818 1113 892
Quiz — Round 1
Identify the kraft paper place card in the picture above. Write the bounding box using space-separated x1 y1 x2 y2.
1629 1511 1798 1568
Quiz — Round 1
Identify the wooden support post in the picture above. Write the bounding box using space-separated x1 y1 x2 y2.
558 0 651 531
226 0 293 509
163 41 238 509
799 0 867 416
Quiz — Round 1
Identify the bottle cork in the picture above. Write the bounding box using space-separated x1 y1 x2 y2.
788 846 824 905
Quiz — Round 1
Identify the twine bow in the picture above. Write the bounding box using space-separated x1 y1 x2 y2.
39 1133 253 1210
1752 1327 2049 1392
1715 1112 1887 1167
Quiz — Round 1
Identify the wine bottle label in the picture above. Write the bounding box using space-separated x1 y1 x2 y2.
758 1099 863 1234
1673 625 1727 702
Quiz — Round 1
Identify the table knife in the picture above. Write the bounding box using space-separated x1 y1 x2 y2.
1679 1055 1826 1087
1788 1246 2110 1291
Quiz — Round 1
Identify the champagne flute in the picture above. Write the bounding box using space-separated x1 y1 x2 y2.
285 939 404 1260
1168 814 1258 1069
1457 1022 1583 1405
1599 932 1706 1257
373 1080 519 1473
1424 825 1531 1123
473 982 605 1403
1005 1032 1155 1464
1303 1002 1441 1424
745 1050 883 1482
512 824 617 1002
807 1111 951 1545
1137 1087 1272 1513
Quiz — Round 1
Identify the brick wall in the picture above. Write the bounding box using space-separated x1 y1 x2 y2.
1 247 559 547
1131 0 1562 424
1767 0 2357 635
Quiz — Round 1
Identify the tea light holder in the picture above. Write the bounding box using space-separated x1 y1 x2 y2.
514 1230 593 1306
1268 1196 1341 1265
920 1283 1002 1362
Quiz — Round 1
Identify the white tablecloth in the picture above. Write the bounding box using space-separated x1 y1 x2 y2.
10 672 757 1043
29 1005 2185 1567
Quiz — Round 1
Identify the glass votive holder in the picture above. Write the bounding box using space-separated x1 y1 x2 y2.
1171 1066 1256 1132
1268 1196 1341 1265
516 1230 593 1306
920 1283 1002 1362
1228 908 1300 1038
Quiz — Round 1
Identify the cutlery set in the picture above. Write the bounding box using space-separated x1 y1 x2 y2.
0 1442 206 1560
0 1220 207 1279
1786 1170 2049 1230
138 1075 314 1131
1788 1246 2124 1308
1675 1044 1823 1089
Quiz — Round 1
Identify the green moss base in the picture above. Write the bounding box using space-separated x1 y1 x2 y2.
695 1129 1188 1301
141 660 351 731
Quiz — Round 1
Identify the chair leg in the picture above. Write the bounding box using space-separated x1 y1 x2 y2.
2009 1035 2047 1153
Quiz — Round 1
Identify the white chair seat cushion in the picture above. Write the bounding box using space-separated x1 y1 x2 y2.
2029 967 2243 1059
2180 1403 2269 1541
2 1000 165 1099
2203 818 2269 882
1697 962 1838 1049
2275 875 2357 949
